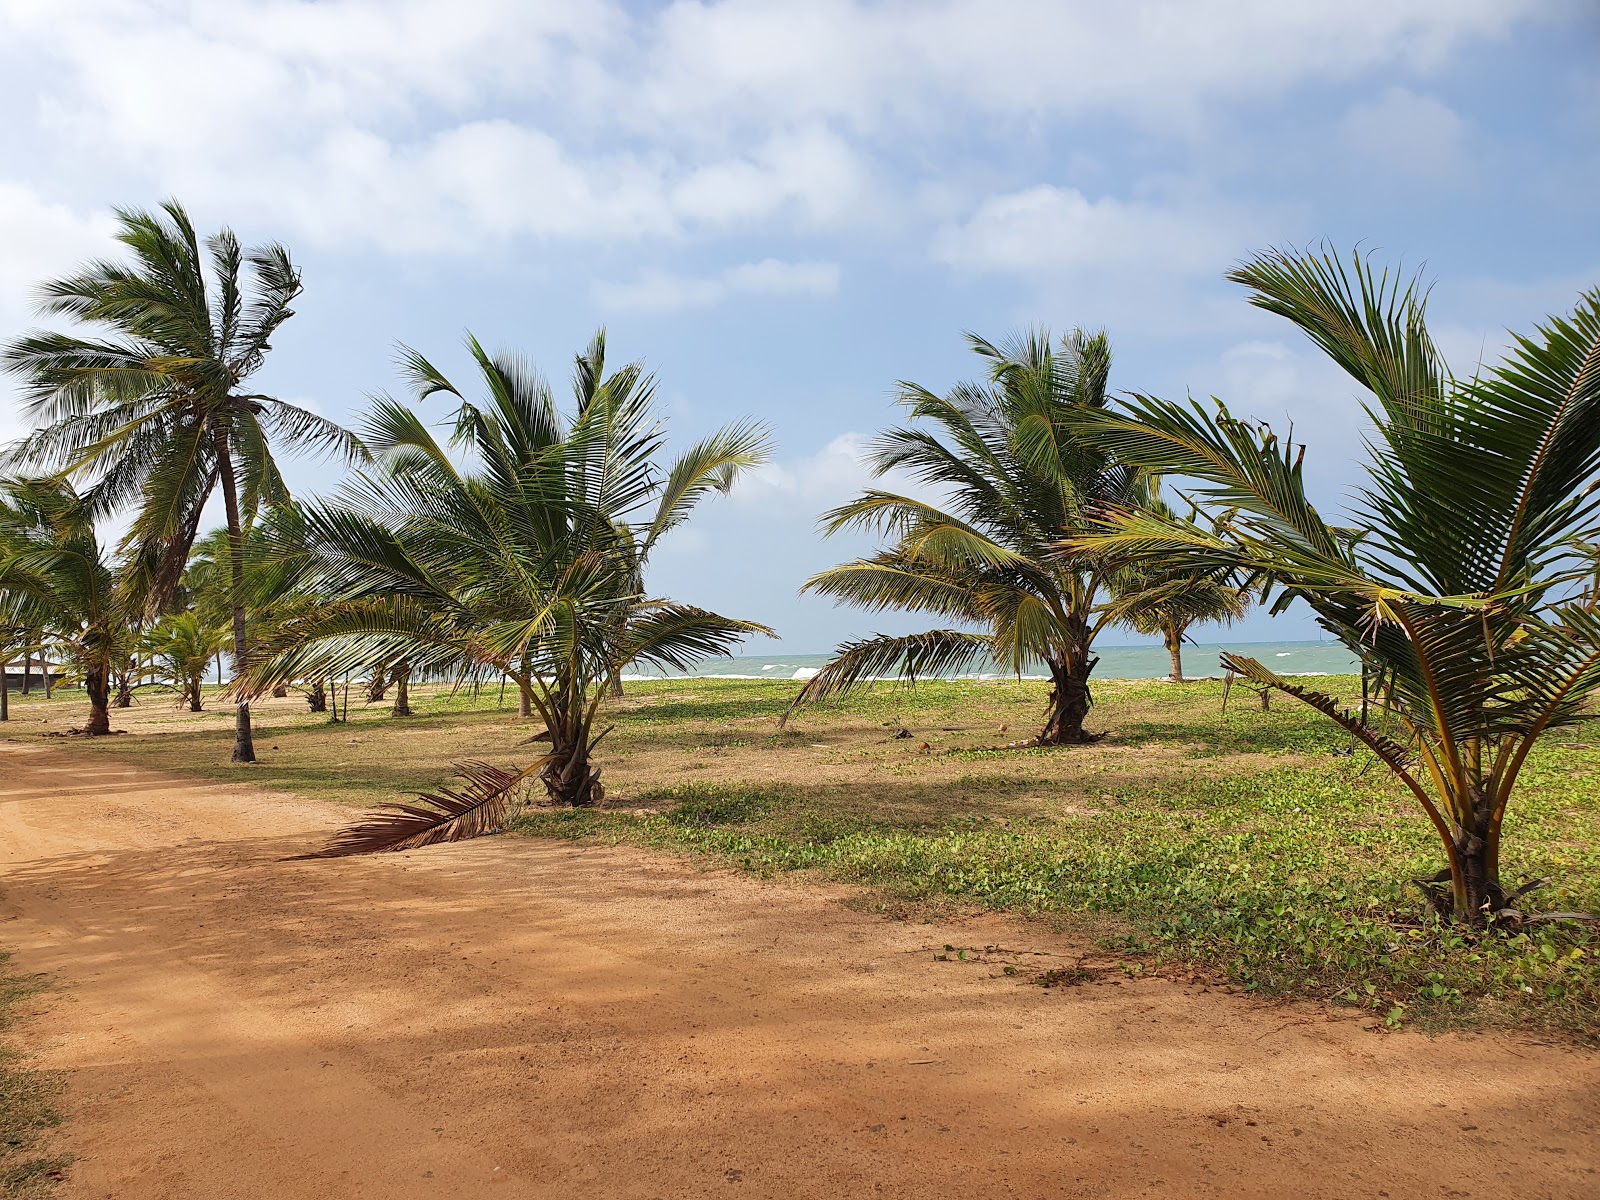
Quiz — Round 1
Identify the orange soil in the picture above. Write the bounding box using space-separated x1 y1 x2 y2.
0 744 1596 1199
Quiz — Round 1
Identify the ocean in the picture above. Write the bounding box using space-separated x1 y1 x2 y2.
620 639 1360 682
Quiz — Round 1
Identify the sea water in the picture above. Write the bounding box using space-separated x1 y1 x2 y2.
620 640 1360 682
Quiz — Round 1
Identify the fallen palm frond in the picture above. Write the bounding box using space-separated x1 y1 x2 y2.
297 760 537 858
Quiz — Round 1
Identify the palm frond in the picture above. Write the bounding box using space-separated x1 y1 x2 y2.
781 629 991 725
299 761 536 858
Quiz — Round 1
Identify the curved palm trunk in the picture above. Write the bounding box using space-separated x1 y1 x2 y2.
84 663 111 735
1164 624 1184 683
215 427 256 764
391 666 411 717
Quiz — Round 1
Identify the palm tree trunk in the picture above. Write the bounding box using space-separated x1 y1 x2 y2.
307 679 327 713
541 730 604 806
2 659 9 721
114 666 133 707
367 663 389 703
21 649 30 695
391 667 411 717
1039 643 1100 744
188 676 203 712
84 663 111 735
1165 625 1184 683
1446 788 1504 923
215 427 256 764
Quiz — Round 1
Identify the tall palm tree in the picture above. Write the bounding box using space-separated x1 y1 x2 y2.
251 331 773 808
1096 495 1250 682
1 200 362 762
0 479 126 735
1069 246 1600 924
790 329 1144 744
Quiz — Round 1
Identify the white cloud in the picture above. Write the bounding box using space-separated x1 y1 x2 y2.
0 0 1544 255
637 0 1537 133
736 432 878 508
932 184 1245 276
593 259 840 314
0 184 118 442
1340 87 1467 178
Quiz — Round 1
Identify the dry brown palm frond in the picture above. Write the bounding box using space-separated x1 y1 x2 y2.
297 760 539 858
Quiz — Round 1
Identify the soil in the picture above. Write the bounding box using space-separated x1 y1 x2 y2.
0 743 1596 1199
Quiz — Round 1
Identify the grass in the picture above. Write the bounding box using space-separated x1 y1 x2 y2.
6 672 1599 1038
0 956 65 1197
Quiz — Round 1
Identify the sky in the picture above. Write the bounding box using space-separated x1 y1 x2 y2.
0 0 1596 653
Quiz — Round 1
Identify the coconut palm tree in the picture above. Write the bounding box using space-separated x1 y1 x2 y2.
250 331 773 811
1096 495 1250 682
789 329 1144 744
1068 246 1600 924
0 479 127 735
143 611 229 711
1 200 363 762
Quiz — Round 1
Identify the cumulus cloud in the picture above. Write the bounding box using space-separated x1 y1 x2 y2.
593 259 840 313
0 0 1544 255
931 185 1245 276
639 0 1536 134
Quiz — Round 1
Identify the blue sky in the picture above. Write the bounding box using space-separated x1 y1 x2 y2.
0 1 1596 652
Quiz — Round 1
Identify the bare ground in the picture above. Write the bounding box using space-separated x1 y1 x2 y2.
0 743 1596 1199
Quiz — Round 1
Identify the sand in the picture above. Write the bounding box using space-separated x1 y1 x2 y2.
0 743 1595 1198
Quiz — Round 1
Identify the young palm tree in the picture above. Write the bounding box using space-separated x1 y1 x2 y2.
1096 496 1250 682
1069 246 1600 924
143 611 229 711
0 479 127 735
790 329 1144 744
1 200 362 762
251 331 773 809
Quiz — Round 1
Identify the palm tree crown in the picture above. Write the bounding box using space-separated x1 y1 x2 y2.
792 329 1144 744
252 330 773 808
1 199 361 761
0 478 127 735
1070 247 1600 922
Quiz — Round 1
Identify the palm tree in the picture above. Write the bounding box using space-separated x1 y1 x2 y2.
790 329 1144 744
1096 495 1250 682
0 479 126 735
143 611 229 711
250 331 773 808
1069 246 1600 924
1 200 362 762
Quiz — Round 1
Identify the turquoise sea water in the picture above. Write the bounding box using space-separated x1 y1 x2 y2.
621 639 1360 682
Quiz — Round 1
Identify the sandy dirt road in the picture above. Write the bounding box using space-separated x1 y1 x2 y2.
0 744 1596 1199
